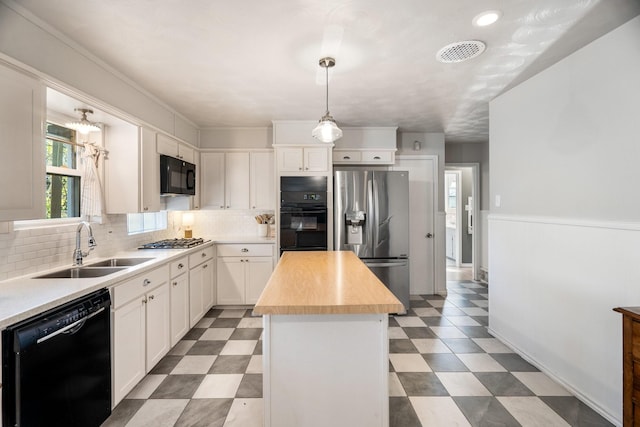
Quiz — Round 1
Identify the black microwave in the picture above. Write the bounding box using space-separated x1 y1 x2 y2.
160 154 196 196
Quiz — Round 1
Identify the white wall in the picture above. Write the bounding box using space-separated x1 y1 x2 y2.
489 15 640 425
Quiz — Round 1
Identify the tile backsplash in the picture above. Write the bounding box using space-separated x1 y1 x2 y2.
0 210 274 282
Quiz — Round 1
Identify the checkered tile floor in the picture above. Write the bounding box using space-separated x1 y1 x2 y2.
102 281 613 427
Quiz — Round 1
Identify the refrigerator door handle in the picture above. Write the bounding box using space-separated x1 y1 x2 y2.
364 261 408 268
372 176 380 246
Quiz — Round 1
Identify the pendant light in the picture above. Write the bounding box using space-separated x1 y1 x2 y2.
312 57 342 143
65 108 101 134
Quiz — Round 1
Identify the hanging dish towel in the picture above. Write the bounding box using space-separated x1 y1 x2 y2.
80 143 105 223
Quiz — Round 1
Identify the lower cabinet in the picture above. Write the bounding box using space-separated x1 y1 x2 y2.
217 244 274 305
169 256 190 347
111 265 170 406
189 246 215 327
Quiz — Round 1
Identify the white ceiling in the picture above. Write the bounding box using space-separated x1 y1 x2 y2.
13 0 640 143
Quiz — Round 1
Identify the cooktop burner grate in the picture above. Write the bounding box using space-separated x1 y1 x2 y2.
139 238 206 249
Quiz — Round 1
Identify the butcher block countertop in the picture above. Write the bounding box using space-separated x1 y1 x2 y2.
253 251 403 315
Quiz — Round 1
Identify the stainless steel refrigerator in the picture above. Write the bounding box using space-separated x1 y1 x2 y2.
334 170 409 313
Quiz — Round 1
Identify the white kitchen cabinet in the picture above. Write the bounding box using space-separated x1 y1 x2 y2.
111 264 170 405
225 152 250 209
169 256 189 347
217 244 274 305
250 151 275 210
201 150 274 211
333 149 395 165
0 63 45 221
188 245 215 327
105 125 160 213
145 281 170 368
277 146 329 173
200 152 225 209
156 133 195 163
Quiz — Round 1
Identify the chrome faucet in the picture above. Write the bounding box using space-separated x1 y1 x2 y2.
73 221 97 266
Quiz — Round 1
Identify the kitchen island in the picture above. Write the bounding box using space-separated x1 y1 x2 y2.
254 250 403 427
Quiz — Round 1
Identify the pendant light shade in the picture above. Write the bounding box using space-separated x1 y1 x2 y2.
312 57 342 143
65 108 101 134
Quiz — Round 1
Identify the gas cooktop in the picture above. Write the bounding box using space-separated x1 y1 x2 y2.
138 238 207 249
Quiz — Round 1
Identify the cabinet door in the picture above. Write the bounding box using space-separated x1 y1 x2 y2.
217 257 245 305
201 260 215 312
140 127 161 212
170 273 189 347
156 133 179 158
304 147 329 172
178 144 195 163
225 152 250 209
189 265 205 328
112 297 146 405
245 257 273 304
146 282 171 370
250 152 275 210
0 64 45 221
278 148 304 172
200 152 225 209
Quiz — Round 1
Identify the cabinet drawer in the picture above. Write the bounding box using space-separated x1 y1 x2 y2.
217 243 273 257
170 256 189 278
189 245 214 267
112 265 169 308
333 151 362 163
362 151 393 163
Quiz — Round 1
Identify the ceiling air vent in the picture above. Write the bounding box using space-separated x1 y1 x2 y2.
436 40 486 63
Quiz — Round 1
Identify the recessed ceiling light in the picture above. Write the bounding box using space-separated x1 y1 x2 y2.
473 10 502 27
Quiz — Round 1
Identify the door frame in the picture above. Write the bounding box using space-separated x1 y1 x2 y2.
395 155 442 294
445 163 480 281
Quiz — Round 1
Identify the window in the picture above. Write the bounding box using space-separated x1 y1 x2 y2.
45 122 81 218
127 211 168 235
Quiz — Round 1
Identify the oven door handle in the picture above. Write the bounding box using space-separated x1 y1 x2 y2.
280 209 327 214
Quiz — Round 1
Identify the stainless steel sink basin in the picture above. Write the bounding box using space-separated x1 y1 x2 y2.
86 257 154 267
34 266 127 279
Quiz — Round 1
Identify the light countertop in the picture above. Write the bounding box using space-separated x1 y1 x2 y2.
0 235 275 329
253 251 403 316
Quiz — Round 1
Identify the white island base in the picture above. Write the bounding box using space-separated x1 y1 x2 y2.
262 313 390 427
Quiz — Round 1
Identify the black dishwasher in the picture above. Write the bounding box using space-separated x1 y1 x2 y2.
2 288 112 427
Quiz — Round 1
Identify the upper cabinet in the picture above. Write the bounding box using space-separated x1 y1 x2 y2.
250 151 275 210
0 63 45 221
200 151 274 210
156 133 195 163
332 149 396 165
276 146 330 173
104 125 160 213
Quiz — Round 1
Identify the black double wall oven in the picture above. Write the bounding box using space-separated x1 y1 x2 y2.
279 176 328 254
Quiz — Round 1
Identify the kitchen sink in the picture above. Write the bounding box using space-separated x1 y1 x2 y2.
34 266 127 279
86 257 154 267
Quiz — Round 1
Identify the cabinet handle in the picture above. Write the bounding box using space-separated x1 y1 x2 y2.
178 263 184 269
203 264 208 269
226 205 230 208
143 207 149 211
241 248 249 252
374 156 381 160
220 205 224 208
252 206 256 209
245 259 249 262
240 259 245 263
143 279 151 286
305 167 309 170
343 156 351 160
202 252 207 257
142 298 147 304
298 167 302 171
149 295 155 300
172 281 178 286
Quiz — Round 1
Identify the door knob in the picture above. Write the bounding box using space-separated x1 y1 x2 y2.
426 233 433 238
